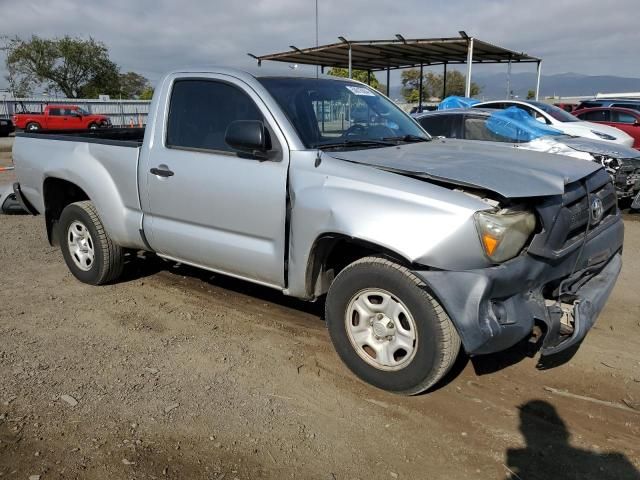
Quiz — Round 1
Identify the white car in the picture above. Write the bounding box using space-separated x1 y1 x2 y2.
472 100 634 147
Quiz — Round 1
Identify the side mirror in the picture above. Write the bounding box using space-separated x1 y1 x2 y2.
225 120 271 158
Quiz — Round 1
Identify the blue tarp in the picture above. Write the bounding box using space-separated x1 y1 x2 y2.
485 107 564 142
437 96 480 110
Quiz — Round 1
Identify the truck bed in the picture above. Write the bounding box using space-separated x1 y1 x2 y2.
16 127 145 148
13 127 146 249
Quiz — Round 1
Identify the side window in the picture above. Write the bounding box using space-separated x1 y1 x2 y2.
49 108 61 116
167 79 264 152
518 105 549 124
418 115 459 138
480 103 503 110
463 116 511 142
580 110 609 122
611 111 636 124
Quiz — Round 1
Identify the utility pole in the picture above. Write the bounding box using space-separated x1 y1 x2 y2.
315 0 319 77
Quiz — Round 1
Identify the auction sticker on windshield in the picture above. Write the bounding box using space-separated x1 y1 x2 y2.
345 86 376 96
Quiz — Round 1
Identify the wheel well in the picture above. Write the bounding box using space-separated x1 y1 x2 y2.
42 178 90 246
305 234 412 298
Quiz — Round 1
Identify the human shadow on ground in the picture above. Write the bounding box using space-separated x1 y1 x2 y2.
505 400 640 480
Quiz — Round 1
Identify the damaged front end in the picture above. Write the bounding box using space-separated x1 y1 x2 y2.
589 154 640 201
414 168 623 365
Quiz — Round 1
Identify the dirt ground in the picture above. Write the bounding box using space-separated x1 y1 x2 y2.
1 138 639 480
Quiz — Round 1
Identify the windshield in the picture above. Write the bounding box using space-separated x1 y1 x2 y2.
75 107 90 115
528 101 579 122
258 77 430 149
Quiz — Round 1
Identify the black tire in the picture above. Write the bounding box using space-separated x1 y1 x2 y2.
326 257 461 395
26 122 40 132
88 123 98 130
58 201 124 285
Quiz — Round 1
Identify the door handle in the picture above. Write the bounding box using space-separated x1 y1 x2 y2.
150 166 174 177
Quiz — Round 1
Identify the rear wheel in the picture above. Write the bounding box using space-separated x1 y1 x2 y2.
26 122 40 132
59 201 124 285
325 257 461 395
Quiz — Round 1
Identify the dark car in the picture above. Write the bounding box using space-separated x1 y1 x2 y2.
0 118 14 137
575 98 640 112
573 107 640 149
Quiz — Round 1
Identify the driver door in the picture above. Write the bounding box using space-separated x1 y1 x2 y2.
140 76 290 288
66 108 84 129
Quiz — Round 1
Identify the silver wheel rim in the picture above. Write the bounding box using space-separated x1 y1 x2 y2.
67 221 95 271
345 288 418 371
28 124 38 131
89 124 97 129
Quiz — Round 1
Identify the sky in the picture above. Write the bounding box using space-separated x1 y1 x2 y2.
1 0 639 91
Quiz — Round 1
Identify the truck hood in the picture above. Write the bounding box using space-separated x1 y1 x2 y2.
326 138 602 198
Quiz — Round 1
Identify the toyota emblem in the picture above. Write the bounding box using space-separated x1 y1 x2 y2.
590 197 604 224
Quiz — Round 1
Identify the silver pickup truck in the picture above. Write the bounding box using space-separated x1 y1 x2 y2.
12 68 623 394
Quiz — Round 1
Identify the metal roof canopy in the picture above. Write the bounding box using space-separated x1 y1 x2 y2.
250 33 543 102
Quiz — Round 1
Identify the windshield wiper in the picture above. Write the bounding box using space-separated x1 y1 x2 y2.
382 134 431 143
314 139 397 149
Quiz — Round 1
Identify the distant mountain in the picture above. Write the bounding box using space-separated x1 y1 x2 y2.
389 72 640 102
475 72 640 99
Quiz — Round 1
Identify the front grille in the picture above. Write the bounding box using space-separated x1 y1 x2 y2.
528 168 619 258
560 171 617 248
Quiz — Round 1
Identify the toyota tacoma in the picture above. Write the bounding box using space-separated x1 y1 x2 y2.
12 68 623 394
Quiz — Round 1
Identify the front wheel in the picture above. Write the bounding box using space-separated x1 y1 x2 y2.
88 123 98 130
58 201 124 285
26 122 40 132
325 257 461 395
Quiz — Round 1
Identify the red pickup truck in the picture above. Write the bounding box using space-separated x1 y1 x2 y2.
13 105 111 132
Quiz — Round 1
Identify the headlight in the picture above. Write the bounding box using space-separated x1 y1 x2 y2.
474 209 536 263
591 130 616 141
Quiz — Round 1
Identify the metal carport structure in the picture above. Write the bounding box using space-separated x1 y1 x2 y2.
249 32 542 106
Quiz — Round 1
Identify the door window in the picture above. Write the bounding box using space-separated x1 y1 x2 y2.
578 110 609 122
166 79 264 153
49 108 62 116
477 102 505 110
463 116 517 142
517 105 549 124
612 111 637 124
418 115 460 138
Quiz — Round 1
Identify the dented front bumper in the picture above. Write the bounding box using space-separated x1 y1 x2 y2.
413 215 623 359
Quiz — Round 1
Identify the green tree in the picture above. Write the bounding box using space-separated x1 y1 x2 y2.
0 35 34 96
401 69 481 102
400 69 423 103
139 86 154 100
327 67 381 91
119 72 152 99
4 35 149 99
527 89 536 100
